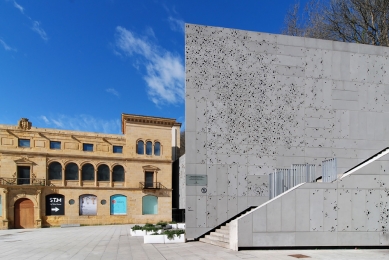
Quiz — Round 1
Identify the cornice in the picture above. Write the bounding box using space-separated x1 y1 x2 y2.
0 149 173 164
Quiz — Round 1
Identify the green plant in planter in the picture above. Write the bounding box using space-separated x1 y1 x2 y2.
169 221 177 224
163 229 185 240
156 221 168 227
141 224 159 233
131 225 143 231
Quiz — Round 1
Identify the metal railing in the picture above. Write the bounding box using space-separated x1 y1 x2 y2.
269 164 316 199
139 182 166 189
322 158 337 182
0 177 46 186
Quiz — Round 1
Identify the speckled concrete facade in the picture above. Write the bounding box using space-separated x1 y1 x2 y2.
185 24 389 239
231 153 389 248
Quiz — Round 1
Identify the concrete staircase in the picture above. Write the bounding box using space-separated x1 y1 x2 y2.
199 223 230 248
198 206 257 249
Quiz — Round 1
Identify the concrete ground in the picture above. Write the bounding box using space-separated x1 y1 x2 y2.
0 225 388 260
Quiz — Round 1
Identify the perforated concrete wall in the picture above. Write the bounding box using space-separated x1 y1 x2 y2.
185 23 389 239
232 153 389 248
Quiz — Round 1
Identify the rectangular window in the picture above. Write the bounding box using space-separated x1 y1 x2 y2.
113 145 123 153
18 139 30 147
50 141 61 149
83 143 93 152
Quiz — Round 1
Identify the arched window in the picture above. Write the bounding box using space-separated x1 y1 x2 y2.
142 195 158 215
65 163 78 180
82 163 94 181
137 140 144 154
110 194 127 215
48 162 62 180
154 142 161 156
146 141 152 155
112 165 124 182
97 164 109 181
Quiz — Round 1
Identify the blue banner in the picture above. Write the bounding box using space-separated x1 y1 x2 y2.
110 195 126 215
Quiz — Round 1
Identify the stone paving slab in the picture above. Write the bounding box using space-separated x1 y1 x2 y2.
0 225 388 259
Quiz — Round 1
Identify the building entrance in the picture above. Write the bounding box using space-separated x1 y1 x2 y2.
14 198 34 229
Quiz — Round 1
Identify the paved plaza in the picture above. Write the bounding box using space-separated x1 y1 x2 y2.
0 225 388 260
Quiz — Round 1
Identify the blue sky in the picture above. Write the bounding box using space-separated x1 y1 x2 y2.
0 0 308 134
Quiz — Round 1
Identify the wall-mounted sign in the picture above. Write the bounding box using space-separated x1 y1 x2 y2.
79 194 97 215
186 175 207 186
201 187 207 193
46 194 65 216
110 195 127 215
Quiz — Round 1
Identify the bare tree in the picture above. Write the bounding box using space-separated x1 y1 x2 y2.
283 0 389 47
180 131 185 156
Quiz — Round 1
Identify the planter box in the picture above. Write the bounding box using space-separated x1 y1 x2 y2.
144 235 165 244
164 234 186 243
130 230 147 236
170 224 178 229
177 223 185 229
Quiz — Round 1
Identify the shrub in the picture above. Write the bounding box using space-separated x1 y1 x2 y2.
163 229 185 240
131 225 143 231
156 221 168 227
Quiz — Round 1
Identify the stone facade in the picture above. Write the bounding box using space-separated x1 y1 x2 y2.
185 23 389 239
0 114 180 229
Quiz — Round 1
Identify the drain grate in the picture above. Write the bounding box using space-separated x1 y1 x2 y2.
288 254 311 259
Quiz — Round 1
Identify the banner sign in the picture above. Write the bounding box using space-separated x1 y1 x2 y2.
79 194 97 215
110 195 127 215
46 194 65 216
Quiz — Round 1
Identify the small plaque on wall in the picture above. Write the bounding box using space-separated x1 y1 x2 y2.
186 175 207 186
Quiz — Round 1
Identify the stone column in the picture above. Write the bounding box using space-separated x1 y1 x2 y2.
78 168 82 187
62 166 65 187
2 189 9 229
110 169 113 188
36 189 42 228
94 169 98 187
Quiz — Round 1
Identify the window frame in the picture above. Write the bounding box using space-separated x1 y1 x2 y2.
146 141 152 155
50 141 61 150
137 140 144 154
18 139 30 148
113 145 123 154
83 143 94 152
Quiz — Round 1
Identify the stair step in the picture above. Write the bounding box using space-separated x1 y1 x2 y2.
205 234 229 243
220 225 229 230
215 228 229 235
210 231 229 238
199 237 229 249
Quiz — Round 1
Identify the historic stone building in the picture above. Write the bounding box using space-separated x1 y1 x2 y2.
0 114 180 229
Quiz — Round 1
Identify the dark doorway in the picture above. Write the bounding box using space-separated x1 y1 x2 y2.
14 198 34 229
145 171 154 188
17 166 30 185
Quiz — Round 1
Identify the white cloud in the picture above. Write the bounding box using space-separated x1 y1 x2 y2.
9 1 48 42
115 26 184 105
13 1 24 14
39 115 49 124
32 21 48 41
106 88 120 97
168 16 185 34
38 114 121 134
0 39 16 52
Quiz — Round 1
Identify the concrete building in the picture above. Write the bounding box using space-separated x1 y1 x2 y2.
185 24 389 248
0 114 180 229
